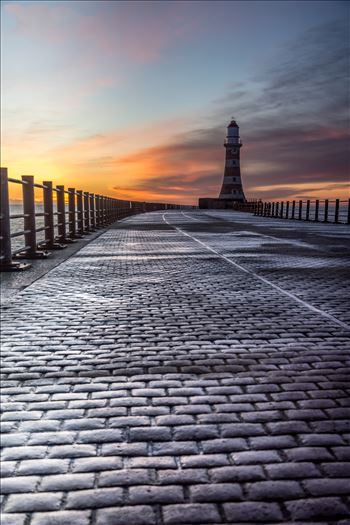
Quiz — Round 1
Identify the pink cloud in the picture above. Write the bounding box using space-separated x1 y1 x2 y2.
5 1 208 65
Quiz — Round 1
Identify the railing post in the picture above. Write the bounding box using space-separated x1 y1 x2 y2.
56 185 69 242
83 192 90 232
285 201 289 219
76 190 84 235
17 175 48 259
109 198 113 222
324 199 329 223
298 200 302 220
334 199 339 224
271 202 275 217
43 181 62 249
68 188 79 238
90 193 96 230
291 200 296 219
102 196 107 226
280 201 284 219
347 199 350 225
95 195 101 228
315 199 319 222
306 200 310 221
275 202 279 218
0 168 31 271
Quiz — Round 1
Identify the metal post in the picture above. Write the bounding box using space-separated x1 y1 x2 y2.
0 168 30 270
56 185 68 242
76 190 84 235
298 200 302 220
90 193 96 230
334 199 339 224
83 192 90 232
291 200 296 219
324 199 329 222
68 188 79 238
280 201 284 219
271 202 275 217
306 200 310 221
103 197 107 225
275 202 279 218
347 199 350 225
43 181 63 249
285 201 289 219
17 175 48 259
95 195 101 228
315 200 319 222
105 197 109 223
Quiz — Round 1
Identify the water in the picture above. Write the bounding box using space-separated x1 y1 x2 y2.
9 203 60 254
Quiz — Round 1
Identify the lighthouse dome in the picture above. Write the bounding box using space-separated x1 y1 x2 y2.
226 118 239 142
228 119 239 128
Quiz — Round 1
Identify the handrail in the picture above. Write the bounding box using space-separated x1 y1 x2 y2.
0 167 196 271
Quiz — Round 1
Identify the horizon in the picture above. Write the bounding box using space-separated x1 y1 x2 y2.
1 0 349 205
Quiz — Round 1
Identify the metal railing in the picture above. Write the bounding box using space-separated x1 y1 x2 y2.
253 199 350 224
0 167 193 271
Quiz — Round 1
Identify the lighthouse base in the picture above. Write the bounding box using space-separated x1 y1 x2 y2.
198 198 245 210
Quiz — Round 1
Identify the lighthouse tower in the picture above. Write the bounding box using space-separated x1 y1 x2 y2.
218 118 246 203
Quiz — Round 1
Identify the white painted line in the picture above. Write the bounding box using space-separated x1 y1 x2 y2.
163 212 350 331
181 212 203 222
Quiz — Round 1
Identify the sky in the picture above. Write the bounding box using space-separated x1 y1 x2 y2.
1 0 349 204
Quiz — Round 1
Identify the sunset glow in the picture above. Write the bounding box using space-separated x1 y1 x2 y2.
2 0 349 204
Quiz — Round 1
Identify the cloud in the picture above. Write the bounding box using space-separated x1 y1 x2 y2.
108 17 349 203
5 1 208 65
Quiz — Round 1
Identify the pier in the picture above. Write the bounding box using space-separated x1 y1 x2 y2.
1 208 350 524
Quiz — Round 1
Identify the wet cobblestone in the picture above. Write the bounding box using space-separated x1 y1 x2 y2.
1 210 349 524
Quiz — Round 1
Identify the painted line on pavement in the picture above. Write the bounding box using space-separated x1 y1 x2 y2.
163 212 350 331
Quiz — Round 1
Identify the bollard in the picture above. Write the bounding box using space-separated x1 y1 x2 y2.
306 200 310 221
334 199 339 224
42 181 64 249
324 199 329 223
298 200 302 220
285 201 289 219
0 168 31 270
16 176 49 259
315 200 319 222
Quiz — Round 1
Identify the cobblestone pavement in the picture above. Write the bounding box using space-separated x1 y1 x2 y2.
1 210 350 525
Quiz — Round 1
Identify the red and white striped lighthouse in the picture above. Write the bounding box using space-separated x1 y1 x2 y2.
219 118 246 203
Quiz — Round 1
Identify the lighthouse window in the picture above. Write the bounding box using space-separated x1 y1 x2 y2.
231 148 237 154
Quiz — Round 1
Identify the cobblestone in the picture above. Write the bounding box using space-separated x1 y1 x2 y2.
1 210 350 524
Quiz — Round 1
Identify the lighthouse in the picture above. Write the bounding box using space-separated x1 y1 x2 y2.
218 118 246 203
198 118 247 209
